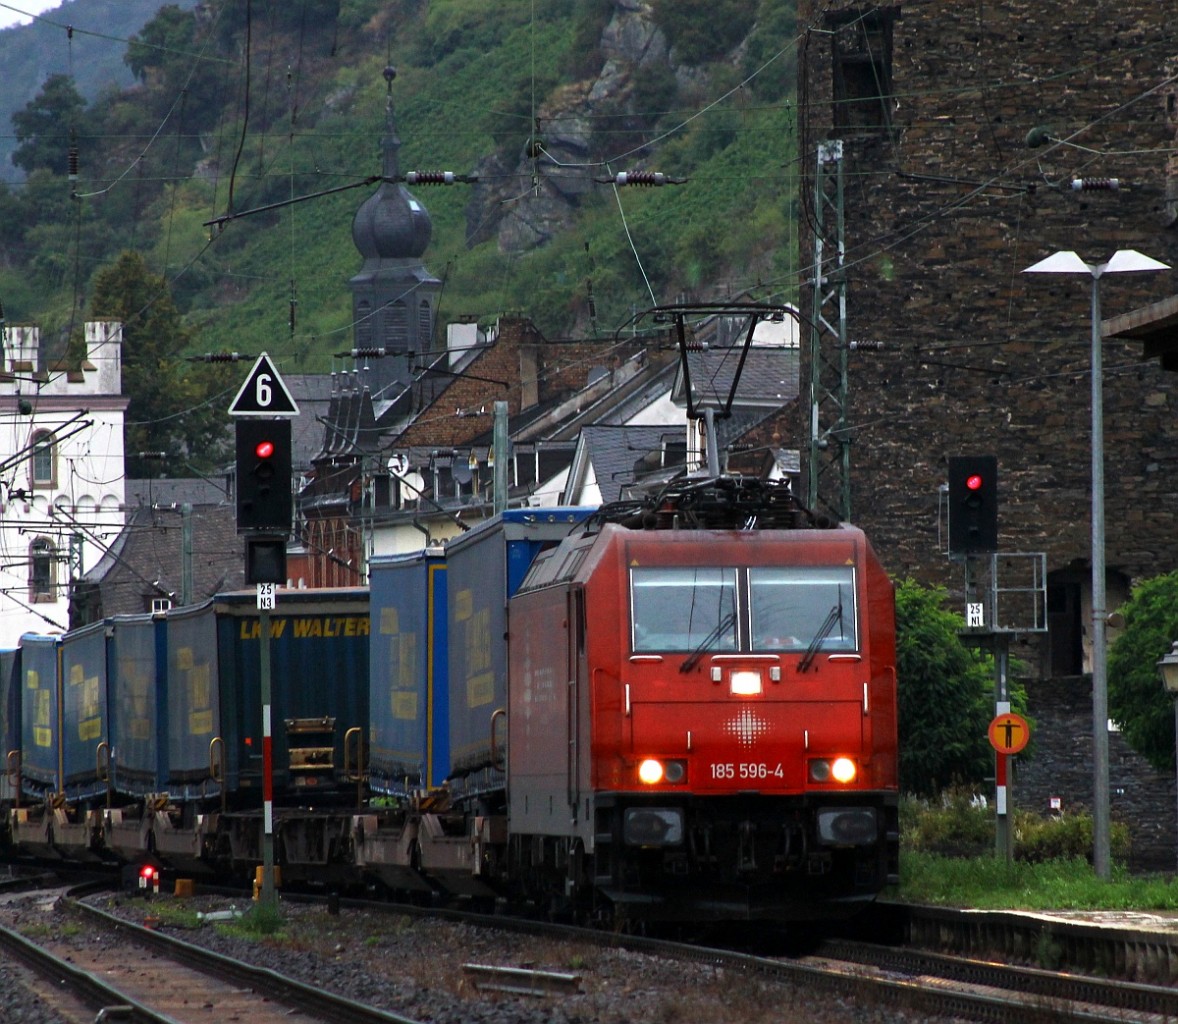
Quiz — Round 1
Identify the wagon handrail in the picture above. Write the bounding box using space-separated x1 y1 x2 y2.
343 726 365 807
96 741 113 808
5 749 18 810
209 736 227 814
489 708 507 771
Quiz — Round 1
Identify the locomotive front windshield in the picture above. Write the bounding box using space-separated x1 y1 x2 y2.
631 565 857 654
748 567 857 652
631 568 738 653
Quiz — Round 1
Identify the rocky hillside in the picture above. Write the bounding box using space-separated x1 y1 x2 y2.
0 0 795 359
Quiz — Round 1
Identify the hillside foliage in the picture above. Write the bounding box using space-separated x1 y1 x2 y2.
1 0 797 382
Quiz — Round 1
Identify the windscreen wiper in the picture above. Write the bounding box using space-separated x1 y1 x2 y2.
797 599 843 674
680 610 737 673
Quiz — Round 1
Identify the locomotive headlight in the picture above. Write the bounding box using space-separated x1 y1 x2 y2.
638 758 687 785
809 757 858 784
730 670 762 696
638 759 664 784
832 757 857 783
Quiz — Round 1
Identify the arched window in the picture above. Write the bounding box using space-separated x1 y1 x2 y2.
31 430 56 487
29 537 55 602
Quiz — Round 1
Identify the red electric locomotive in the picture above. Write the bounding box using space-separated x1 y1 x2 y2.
506 478 898 924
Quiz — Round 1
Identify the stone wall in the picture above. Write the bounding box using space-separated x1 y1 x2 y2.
796 1 1178 605
1018 679 1177 872
796 3 1178 868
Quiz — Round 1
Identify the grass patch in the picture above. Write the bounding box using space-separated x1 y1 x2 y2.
900 850 1178 910
899 790 1178 911
223 901 286 938
137 903 204 929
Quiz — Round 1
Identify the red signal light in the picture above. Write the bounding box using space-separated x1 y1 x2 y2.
255 440 275 459
965 473 984 491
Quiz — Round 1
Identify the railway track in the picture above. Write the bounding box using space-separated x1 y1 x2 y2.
12 879 1178 1024
816 938 1178 1020
0 888 428 1024
78 886 1178 1024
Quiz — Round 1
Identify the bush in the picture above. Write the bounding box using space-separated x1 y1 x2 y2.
1015 811 1131 865
901 789 993 857
902 792 1131 864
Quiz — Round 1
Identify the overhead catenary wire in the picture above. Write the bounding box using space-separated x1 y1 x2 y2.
6 2 1177 425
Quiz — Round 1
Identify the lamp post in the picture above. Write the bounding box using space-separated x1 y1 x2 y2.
1023 249 1169 879
1158 642 1178 874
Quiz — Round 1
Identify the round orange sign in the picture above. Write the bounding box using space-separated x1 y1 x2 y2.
988 712 1030 755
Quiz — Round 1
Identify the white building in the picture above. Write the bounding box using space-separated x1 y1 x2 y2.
0 320 126 644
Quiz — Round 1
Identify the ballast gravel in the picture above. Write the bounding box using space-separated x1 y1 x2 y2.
1 891 968 1024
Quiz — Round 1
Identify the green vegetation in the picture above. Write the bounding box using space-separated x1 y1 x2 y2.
233 900 286 937
90 251 235 475
1108 570 1178 772
2 0 799 379
896 792 1164 911
895 579 1030 796
899 851 1178 910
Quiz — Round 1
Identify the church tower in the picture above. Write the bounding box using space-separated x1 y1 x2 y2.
348 66 440 403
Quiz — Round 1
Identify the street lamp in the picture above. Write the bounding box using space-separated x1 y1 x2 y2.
1157 641 1178 873
1023 249 1170 880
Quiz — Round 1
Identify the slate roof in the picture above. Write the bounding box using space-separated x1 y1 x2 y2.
72 500 245 623
672 344 801 411
281 374 337 473
124 476 228 508
575 424 686 504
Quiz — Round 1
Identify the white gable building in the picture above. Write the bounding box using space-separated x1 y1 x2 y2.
0 320 126 644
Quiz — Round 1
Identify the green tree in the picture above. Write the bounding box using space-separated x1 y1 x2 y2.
896 579 1028 797
89 251 232 477
124 5 226 134
12 74 87 176
651 0 756 65
1108 571 1178 772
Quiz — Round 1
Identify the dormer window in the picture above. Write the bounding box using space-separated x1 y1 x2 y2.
31 430 56 488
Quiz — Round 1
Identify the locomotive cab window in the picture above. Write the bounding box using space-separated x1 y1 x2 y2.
631 567 738 653
750 567 857 652
631 565 858 654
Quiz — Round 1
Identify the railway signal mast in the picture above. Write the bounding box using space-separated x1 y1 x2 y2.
947 454 1043 861
229 352 299 911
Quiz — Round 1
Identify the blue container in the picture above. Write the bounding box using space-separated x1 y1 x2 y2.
19 634 60 796
107 614 167 796
58 622 110 801
214 588 369 799
445 509 593 777
164 602 222 795
0 648 19 804
369 549 448 793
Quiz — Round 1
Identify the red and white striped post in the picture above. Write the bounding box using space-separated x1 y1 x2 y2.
259 602 277 908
